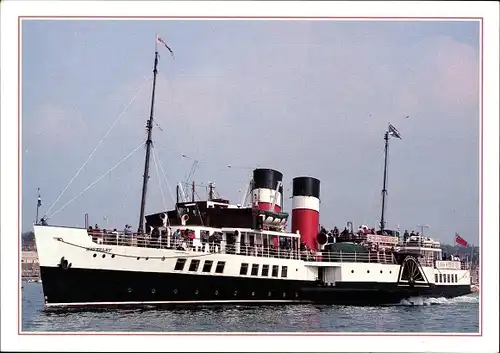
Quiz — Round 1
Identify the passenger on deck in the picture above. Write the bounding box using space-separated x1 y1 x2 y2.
40 217 48 226
410 230 415 237
403 230 409 242
370 228 375 235
332 226 339 237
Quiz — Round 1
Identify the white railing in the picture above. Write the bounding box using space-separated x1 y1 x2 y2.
86 231 406 265
316 251 397 264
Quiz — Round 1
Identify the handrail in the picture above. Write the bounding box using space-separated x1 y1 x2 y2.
314 251 397 264
85 231 407 265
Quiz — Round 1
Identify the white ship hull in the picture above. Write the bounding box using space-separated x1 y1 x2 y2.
33 225 472 308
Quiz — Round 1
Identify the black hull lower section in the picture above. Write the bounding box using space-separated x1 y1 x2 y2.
39 267 471 308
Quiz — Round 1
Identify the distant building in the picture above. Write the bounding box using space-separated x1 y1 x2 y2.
21 250 40 279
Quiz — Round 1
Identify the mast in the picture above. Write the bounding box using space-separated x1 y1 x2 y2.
380 131 389 234
379 122 401 234
208 182 215 201
138 50 159 233
36 188 41 224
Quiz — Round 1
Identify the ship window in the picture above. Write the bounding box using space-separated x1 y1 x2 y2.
189 259 200 272
262 265 269 276
215 261 226 274
455 274 458 282
251 264 259 276
272 265 279 277
174 258 187 271
447 274 451 283
202 260 213 273
281 266 288 278
439 274 442 282
240 263 249 275
443 274 447 283
451 274 455 283
435 274 438 283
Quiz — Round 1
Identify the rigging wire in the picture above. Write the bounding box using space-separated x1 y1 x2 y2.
47 140 146 220
151 144 168 211
152 141 259 172
43 76 151 219
152 145 176 205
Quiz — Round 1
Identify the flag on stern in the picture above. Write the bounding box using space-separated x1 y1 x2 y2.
388 123 402 139
156 34 175 58
455 233 468 247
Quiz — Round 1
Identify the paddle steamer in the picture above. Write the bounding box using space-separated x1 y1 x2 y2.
32 39 471 309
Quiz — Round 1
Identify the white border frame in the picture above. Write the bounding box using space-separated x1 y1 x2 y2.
1 1 498 352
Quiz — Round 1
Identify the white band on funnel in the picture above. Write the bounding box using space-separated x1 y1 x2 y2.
292 195 320 212
252 188 282 208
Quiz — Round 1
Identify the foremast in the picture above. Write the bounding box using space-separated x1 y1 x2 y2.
138 49 159 233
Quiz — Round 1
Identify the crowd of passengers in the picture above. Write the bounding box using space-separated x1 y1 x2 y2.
320 225 427 243
87 224 313 259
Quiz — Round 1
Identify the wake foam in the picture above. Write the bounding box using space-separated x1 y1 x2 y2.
398 294 479 306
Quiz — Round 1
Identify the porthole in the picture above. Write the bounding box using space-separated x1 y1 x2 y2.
215 290 219 296
151 289 156 294
173 289 178 294
389 271 392 274
161 257 165 261
351 270 354 273
145 257 149 260
268 292 272 297
380 270 383 274
251 292 255 296
102 254 106 258
111 254 115 258
233 291 238 296
137 257 140 260
93 254 97 258
195 290 199 295
127 287 133 293
367 270 370 273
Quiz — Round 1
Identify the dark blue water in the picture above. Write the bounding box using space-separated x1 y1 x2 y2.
22 282 479 333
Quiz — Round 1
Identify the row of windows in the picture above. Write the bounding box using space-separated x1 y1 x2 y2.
174 259 226 273
435 273 458 283
239 263 287 278
173 258 288 278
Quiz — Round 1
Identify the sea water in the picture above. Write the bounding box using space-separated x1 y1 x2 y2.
21 282 479 333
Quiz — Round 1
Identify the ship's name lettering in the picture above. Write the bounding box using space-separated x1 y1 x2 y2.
86 247 112 253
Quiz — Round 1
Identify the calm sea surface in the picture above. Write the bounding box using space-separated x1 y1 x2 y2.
21 282 479 333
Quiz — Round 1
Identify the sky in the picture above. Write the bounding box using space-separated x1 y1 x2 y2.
21 19 480 245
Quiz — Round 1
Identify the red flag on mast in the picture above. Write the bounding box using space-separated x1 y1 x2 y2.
156 35 174 58
455 233 468 247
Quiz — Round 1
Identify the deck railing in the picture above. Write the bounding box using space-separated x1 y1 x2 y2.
85 231 405 265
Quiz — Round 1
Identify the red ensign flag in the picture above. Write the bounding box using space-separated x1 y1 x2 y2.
455 233 468 247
